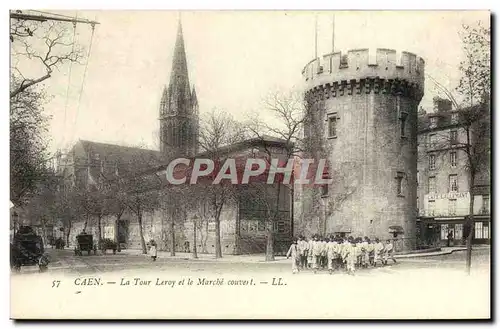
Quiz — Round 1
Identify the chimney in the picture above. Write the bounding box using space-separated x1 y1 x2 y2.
433 97 452 113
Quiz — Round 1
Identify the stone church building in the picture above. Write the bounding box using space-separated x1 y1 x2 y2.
57 20 293 255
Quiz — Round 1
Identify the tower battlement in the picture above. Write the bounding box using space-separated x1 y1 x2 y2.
302 48 425 98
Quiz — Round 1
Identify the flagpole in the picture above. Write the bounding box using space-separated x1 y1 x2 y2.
315 14 318 59
332 14 335 53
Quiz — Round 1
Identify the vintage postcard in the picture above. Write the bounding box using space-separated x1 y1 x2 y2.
9 10 491 320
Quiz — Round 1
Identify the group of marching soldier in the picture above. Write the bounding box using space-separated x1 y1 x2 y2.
286 235 397 275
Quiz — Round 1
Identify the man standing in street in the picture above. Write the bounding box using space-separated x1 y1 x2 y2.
447 229 454 247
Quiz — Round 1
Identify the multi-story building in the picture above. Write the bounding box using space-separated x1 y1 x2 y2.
417 98 490 246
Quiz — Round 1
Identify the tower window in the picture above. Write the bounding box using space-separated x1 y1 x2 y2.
429 134 437 147
428 176 436 194
327 113 338 138
400 112 408 138
321 185 329 197
450 130 458 144
395 171 405 196
449 174 458 192
429 154 436 170
450 151 457 167
481 195 490 214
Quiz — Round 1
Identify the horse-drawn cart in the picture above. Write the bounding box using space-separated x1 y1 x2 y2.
74 233 97 256
10 226 49 273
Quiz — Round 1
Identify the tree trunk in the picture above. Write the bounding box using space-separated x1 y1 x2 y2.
97 215 103 249
115 213 122 252
214 206 223 258
137 211 147 254
266 184 281 261
466 175 475 275
83 213 88 232
65 221 72 247
193 219 198 259
212 193 223 259
265 212 275 261
465 126 475 276
202 219 208 253
40 219 48 247
170 208 176 256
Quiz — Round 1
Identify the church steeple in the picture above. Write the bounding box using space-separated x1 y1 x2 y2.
169 18 190 88
159 17 199 157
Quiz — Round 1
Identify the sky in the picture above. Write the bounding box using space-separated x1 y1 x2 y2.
12 10 490 154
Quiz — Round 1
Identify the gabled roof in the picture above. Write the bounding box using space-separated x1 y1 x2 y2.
195 134 290 158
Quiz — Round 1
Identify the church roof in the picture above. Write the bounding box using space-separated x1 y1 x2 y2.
77 140 165 181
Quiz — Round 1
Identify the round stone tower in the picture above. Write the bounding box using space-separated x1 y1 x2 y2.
300 48 425 251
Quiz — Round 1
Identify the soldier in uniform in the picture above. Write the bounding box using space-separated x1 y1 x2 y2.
373 238 384 267
149 239 158 261
297 235 309 269
307 235 315 269
286 237 300 274
311 235 322 274
326 236 338 274
383 239 397 265
344 237 358 275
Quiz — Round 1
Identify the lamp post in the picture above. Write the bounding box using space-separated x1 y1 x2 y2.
192 215 199 259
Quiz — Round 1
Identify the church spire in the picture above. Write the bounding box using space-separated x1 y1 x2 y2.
169 17 190 88
159 17 199 157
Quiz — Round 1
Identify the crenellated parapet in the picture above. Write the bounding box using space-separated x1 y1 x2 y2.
304 76 424 104
302 48 425 102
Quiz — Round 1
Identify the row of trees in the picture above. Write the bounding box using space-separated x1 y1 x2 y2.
21 92 308 260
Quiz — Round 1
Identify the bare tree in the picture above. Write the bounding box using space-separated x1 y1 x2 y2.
72 180 108 248
119 152 164 254
246 91 310 261
157 184 190 256
53 186 80 246
185 184 213 254
103 181 127 252
10 18 84 98
193 109 245 258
